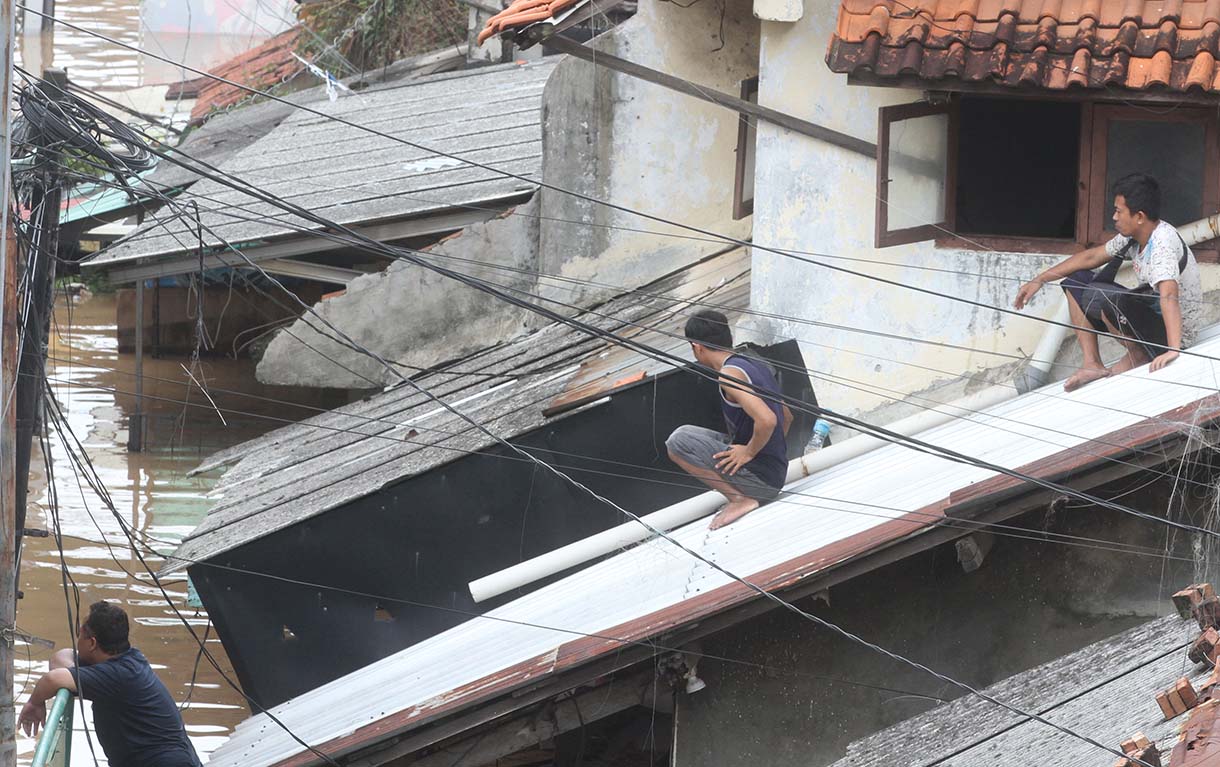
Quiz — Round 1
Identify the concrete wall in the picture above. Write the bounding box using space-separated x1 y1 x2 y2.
743 0 1220 422
256 198 540 388
536 0 760 307
671 475 1217 766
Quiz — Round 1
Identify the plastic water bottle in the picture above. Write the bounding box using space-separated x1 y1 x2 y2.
805 419 831 453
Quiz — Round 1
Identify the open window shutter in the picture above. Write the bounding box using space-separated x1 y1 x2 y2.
876 101 956 247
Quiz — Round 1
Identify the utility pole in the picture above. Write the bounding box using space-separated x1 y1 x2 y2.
15 68 65 526
0 0 19 763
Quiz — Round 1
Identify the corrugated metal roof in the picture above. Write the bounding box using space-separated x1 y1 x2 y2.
169 247 751 570
206 326 1220 767
829 613 1196 766
86 59 557 268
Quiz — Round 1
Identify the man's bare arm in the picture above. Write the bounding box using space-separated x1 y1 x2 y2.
19 667 76 736
1014 244 1111 309
782 404 793 437
715 367 778 475
1151 279 1182 372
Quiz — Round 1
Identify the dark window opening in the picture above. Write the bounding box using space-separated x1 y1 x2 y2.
955 98 1080 239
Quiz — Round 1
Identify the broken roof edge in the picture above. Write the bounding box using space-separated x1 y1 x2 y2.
187 241 746 478
82 191 535 278
247 390 1220 767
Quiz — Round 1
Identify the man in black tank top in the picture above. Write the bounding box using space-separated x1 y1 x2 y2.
666 310 792 529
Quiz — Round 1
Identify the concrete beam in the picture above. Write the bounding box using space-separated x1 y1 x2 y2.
256 258 365 286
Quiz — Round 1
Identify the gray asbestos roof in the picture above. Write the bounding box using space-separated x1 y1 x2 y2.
89 58 556 268
828 613 1200 767
169 248 750 570
146 46 474 192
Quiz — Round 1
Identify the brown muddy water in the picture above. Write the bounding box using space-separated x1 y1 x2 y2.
16 293 328 764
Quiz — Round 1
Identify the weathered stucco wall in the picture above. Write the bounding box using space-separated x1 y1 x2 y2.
745 0 1220 421
256 198 539 388
537 0 760 306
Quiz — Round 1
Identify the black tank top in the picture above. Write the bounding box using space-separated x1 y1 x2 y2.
719 354 788 489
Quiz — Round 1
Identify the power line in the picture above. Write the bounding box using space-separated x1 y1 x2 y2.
16 56 1186 767
22 17 1211 365
40 370 1214 566
44 73 1220 555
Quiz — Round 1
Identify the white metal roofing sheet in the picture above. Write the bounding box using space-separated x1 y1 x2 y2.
207 332 1220 767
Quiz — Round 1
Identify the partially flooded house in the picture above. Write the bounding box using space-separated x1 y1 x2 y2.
162 0 1220 764
172 249 818 707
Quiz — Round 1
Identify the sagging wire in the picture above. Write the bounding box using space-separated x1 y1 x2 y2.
19 14 1213 370
40 385 344 767
11 37 1199 767
47 111 1187 767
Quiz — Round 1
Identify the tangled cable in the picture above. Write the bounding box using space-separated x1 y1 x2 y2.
15 75 155 175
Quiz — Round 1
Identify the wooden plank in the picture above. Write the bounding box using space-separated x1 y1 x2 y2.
539 34 876 159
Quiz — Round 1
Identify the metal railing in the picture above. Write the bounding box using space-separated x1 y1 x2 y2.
30 688 73 767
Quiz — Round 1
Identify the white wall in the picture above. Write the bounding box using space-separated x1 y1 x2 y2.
537 0 761 307
747 0 1065 419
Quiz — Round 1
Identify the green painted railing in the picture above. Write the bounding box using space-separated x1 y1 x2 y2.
30 688 73 767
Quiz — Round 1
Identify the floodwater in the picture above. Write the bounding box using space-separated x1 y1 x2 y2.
16 0 292 93
16 293 320 764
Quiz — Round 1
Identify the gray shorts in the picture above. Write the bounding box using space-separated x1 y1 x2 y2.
665 424 781 501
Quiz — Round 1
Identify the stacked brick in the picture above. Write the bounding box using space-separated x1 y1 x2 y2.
1113 733 1161 767
1105 584 1220 766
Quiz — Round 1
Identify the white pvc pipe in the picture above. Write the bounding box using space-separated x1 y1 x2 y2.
1178 214 1220 247
471 214 1220 603
469 383 1015 603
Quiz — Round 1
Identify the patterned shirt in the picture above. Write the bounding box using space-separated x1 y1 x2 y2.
1105 219 1203 348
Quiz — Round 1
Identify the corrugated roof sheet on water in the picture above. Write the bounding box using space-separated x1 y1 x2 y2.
828 613 1197 766
87 59 557 267
168 248 751 571
208 329 1220 767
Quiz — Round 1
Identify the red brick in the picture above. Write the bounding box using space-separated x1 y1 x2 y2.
1189 628 1219 665
1179 678 1200 709
1156 691 1177 720
1196 596 1220 631
1176 584 1217 618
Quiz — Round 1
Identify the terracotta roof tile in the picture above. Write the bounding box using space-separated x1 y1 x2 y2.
188 27 303 122
477 0 583 44
828 0 1220 89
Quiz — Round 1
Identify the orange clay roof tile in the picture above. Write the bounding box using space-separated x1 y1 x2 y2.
828 0 1220 91
477 0 583 44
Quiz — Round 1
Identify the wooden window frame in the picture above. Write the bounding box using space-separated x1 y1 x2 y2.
732 76 759 220
1085 103 1220 260
902 97 1220 256
875 101 957 248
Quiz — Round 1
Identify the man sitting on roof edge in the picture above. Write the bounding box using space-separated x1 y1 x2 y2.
666 309 792 530
1014 173 1203 392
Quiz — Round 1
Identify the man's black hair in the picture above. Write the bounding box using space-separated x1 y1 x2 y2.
684 309 733 350
84 600 131 655
1112 173 1161 221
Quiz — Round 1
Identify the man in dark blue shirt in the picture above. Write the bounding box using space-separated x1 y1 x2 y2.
19 600 202 767
666 309 792 529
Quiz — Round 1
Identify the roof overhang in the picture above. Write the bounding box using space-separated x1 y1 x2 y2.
86 201 525 283
827 0 1220 98
270 392 1220 767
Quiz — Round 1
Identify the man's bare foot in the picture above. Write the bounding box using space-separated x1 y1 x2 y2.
1063 366 1110 392
710 498 760 530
